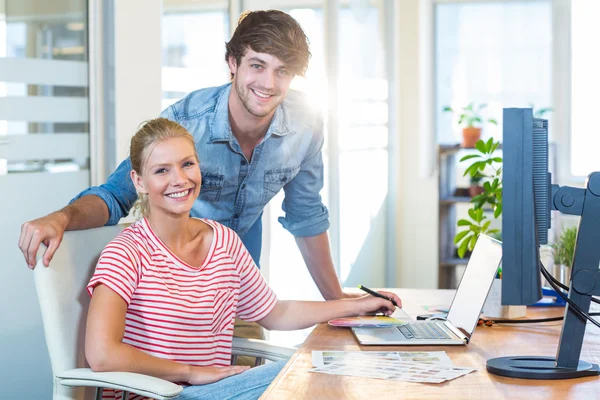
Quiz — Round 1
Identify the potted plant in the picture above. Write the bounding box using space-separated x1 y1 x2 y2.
468 173 485 198
454 138 502 258
550 226 578 287
443 103 498 148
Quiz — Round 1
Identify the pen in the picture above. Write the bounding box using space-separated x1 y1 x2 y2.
358 285 399 308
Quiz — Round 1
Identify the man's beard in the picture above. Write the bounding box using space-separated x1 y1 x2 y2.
235 79 280 118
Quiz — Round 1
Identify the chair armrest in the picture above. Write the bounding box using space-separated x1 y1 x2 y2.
231 337 297 362
58 368 183 400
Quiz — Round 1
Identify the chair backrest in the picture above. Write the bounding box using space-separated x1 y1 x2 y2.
33 226 124 378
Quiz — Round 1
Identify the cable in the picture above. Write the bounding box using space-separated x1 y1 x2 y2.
477 262 600 328
543 268 600 305
540 263 600 329
478 313 600 327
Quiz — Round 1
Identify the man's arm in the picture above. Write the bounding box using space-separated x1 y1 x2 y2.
295 232 361 300
19 195 109 269
19 157 137 269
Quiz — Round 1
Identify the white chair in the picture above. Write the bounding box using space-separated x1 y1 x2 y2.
34 226 296 400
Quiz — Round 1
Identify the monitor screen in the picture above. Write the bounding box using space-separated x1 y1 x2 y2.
501 108 550 306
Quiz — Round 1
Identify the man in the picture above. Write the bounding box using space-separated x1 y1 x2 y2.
19 10 354 301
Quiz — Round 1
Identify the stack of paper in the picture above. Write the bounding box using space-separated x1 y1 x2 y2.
310 351 475 384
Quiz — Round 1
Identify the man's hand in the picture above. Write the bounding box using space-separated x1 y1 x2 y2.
187 365 250 385
19 211 69 269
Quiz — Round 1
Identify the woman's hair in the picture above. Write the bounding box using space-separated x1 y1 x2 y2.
225 10 311 78
130 118 198 217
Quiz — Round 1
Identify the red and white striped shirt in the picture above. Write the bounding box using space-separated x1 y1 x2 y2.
87 218 277 397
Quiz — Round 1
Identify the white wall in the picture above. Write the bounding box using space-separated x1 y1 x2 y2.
394 0 438 289
112 0 162 165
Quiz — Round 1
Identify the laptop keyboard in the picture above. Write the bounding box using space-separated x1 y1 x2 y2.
398 323 452 340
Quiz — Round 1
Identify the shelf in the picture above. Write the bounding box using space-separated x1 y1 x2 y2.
440 258 469 268
440 196 472 205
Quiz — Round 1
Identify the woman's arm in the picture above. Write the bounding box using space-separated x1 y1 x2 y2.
257 291 402 331
85 284 249 385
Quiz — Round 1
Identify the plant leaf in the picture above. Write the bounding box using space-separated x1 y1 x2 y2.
492 157 503 163
459 154 481 163
443 106 453 112
469 234 478 251
468 208 477 220
475 140 487 154
494 204 502 219
454 229 470 244
458 235 471 258
457 219 472 227
488 118 498 125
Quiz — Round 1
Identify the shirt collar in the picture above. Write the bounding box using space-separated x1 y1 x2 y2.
209 83 291 143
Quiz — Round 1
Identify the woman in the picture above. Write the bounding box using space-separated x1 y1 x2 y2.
85 118 401 400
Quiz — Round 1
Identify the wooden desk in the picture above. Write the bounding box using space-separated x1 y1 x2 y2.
261 289 600 399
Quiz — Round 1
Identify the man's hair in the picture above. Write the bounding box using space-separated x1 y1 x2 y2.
225 10 311 78
130 118 198 217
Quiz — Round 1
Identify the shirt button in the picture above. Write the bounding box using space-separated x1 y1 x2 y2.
233 214 239 219
241 184 246 190
241 160 247 165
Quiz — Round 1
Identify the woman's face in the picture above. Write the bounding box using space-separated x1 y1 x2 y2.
131 136 201 217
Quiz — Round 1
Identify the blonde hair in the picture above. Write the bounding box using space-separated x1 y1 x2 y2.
130 118 198 217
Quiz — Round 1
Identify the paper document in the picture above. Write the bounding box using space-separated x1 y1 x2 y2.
312 350 453 368
310 358 475 384
310 351 474 384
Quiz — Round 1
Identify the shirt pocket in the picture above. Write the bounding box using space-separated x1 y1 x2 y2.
263 166 300 203
211 289 236 335
200 172 224 202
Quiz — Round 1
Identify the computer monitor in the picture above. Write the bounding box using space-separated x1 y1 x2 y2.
486 108 600 380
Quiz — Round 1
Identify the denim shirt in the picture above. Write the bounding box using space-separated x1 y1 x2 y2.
72 83 330 240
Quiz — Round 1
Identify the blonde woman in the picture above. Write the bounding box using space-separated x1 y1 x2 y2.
85 118 401 400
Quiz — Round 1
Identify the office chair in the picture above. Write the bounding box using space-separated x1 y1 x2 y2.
33 226 295 400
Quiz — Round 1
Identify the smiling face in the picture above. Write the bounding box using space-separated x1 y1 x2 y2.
131 137 201 218
228 48 295 119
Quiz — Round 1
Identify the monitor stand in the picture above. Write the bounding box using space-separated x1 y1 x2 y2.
487 177 600 380
487 356 599 380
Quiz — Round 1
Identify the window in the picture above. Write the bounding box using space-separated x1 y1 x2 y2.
435 1 552 145
570 0 600 177
162 3 230 109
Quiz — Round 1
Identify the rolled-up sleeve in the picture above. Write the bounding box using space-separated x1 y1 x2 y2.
278 116 330 237
70 158 138 225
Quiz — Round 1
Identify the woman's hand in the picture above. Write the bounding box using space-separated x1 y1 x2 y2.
354 290 402 316
187 365 250 385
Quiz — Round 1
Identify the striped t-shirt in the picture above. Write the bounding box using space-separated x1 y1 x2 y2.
87 218 277 388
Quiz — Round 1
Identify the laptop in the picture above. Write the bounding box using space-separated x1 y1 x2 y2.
352 234 502 346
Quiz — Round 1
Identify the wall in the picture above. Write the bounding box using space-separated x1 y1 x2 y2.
394 0 438 289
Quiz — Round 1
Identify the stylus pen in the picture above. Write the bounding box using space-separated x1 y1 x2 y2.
358 285 399 308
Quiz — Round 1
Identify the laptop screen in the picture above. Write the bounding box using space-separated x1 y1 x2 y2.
446 235 503 336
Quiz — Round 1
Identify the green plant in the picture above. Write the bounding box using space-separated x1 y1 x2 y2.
551 226 578 267
454 138 503 258
469 173 484 186
443 103 498 128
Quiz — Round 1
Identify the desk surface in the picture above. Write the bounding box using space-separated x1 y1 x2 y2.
261 289 600 399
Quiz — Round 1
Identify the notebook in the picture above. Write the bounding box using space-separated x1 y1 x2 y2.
352 235 502 346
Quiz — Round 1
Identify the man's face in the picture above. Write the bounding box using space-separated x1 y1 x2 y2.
228 49 295 119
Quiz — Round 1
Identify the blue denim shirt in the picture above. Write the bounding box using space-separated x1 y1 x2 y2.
72 83 329 242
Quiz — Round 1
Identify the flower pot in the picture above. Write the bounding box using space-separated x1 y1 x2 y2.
482 278 527 319
552 264 572 287
462 127 481 148
468 185 485 198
